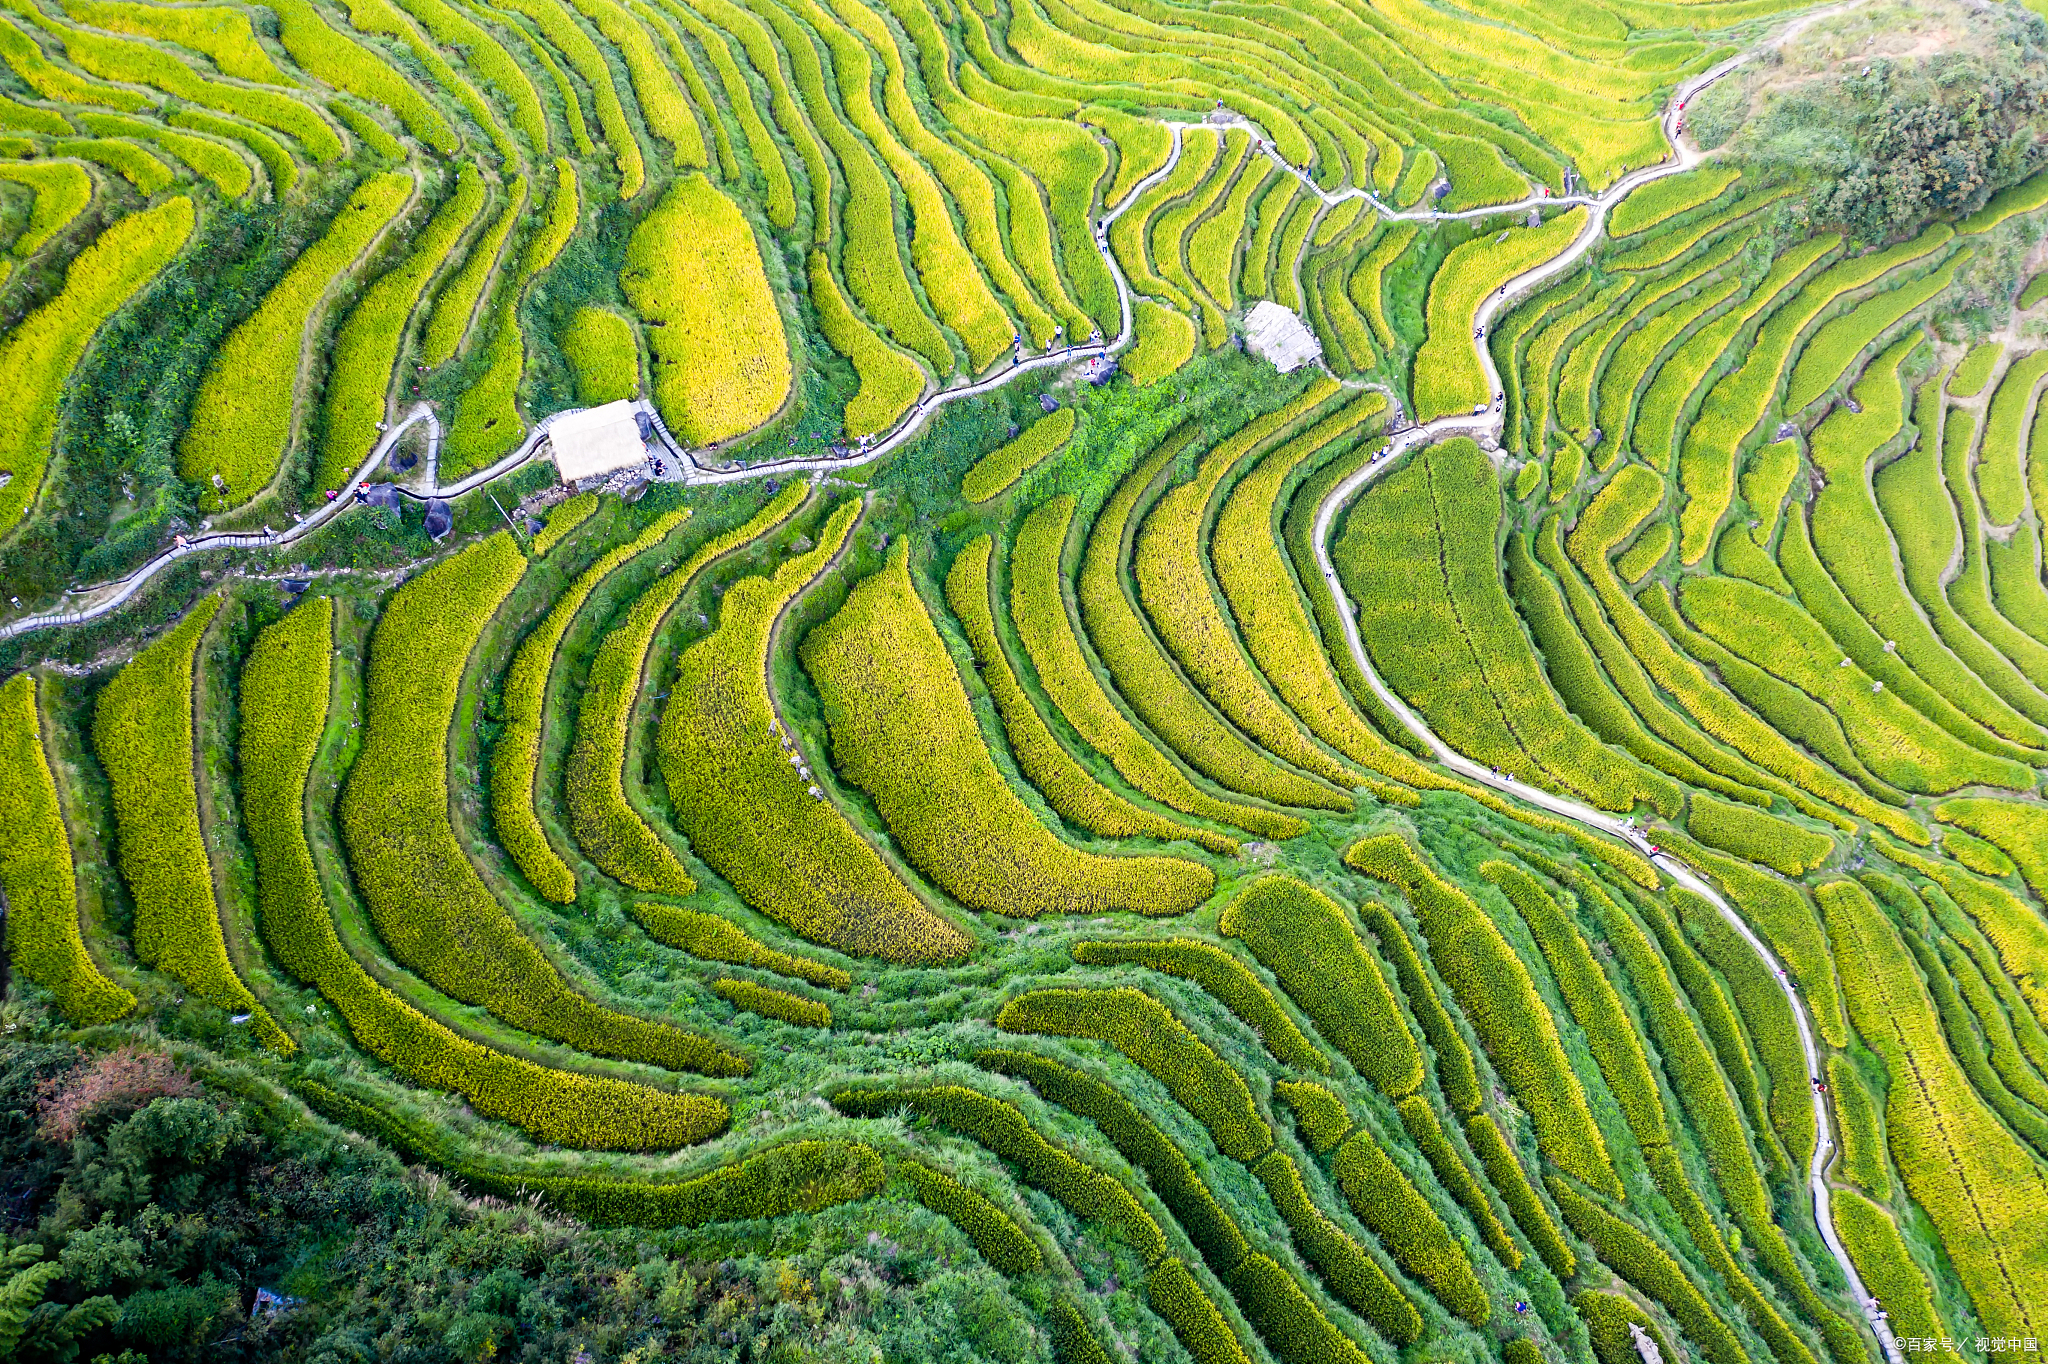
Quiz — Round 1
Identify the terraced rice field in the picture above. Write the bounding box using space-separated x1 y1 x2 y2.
9 0 2048 1358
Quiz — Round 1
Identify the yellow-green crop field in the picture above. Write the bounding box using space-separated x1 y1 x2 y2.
9 1 2048 1357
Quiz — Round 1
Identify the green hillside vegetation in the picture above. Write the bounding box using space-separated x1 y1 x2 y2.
5 0 2048 1358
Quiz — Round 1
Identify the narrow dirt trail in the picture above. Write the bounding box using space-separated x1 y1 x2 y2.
6 16 1741 642
4 11 1913 1355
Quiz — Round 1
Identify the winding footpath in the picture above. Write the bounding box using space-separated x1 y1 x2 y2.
7 6 1803 644
0 6 1914 1355
1307 42 1903 1362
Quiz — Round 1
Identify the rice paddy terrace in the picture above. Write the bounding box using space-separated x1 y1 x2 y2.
6 0 2048 1358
